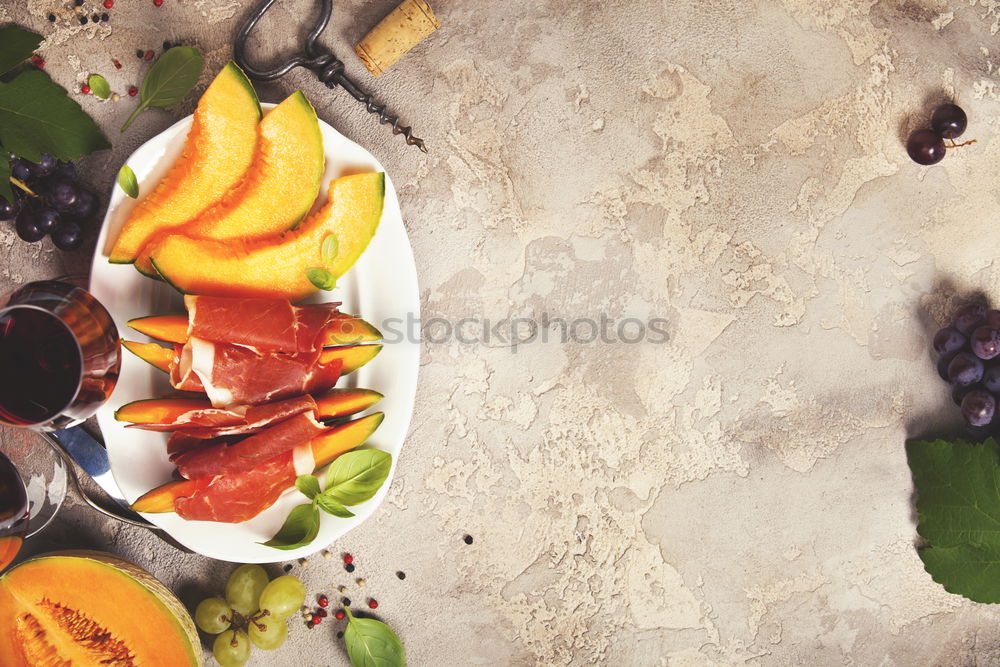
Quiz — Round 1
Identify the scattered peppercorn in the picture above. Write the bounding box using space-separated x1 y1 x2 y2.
101 12 109 21
345 563 355 573
128 86 138 97
368 599 378 609
316 608 328 618
338 585 347 595
342 598 351 606
81 84 91 94
144 50 154 61
113 59 122 69
79 16 88 25
323 551 332 559
47 14 56 22
282 564 292 573
343 553 354 564
74 0 83 6
318 595 328 608
464 534 474 545
91 13 100 22
312 615 322 625
163 40 172 50
135 49 144 59
153 0 163 5
111 92 120 102
396 571 406 580
337 631 344 639
304 612 313 622
357 578 366 587
334 610 345 620
103 0 113 7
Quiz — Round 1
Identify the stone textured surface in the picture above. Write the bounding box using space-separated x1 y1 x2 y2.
3 0 1000 664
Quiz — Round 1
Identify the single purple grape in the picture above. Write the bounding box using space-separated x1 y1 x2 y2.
34 154 57 177
10 158 32 182
953 383 976 406
50 161 77 181
938 355 954 382
907 129 946 165
0 197 17 221
949 352 985 386
933 326 967 356
931 103 967 140
49 178 80 213
68 189 98 220
14 207 45 242
983 365 1000 392
962 389 996 427
971 326 1000 360
51 221 83 250
35 208 59 235
954 304 987 335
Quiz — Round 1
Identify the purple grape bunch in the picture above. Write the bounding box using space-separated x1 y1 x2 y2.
934 304 1000 429
0 155 98 250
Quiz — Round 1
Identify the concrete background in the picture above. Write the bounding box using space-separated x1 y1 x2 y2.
3 0 1000 664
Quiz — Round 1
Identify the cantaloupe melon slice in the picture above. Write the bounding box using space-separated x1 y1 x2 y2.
0 550 202 666
134 91 325 276
148 172 383 301
107 62 260 265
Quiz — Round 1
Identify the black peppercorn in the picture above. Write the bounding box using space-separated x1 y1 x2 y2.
345 562 355 573
163 40 172 50
74 0 83 6
464 534 474 545
396 571 406 580
79 16 88 25
47 13 56 22
282 563 292 573
342 597 351 606
101 12 108 21
136 49 144 59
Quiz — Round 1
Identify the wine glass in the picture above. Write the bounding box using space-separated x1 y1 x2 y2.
0 279 121 431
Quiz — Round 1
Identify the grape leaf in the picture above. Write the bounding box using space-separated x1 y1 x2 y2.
0 154 11 203
343 606 405 667
0 68 110 163
906 437 1000 602
0 26 42 77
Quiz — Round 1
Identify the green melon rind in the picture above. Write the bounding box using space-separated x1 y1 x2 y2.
4 550 203 667
222 60 262 120
283 90 325 229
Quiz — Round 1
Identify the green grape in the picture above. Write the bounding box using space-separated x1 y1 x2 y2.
194 597 233 634
225 564 270 616
212 629 251 667
257 575 306 619
249 614 288 650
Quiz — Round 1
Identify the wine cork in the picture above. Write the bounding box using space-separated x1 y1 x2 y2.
354 0 440 77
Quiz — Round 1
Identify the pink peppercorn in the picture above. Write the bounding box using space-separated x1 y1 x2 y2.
81 84 91 94
368 599 378 609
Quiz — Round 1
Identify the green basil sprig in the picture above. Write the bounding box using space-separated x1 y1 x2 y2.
343 606 405 667
121 46 203 131
261 449 392 550
306 267 337 291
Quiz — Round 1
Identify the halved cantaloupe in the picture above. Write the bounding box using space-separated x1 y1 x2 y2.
148 172 384 301
107 62 261 265
134 91 324 275
132 412 385 514
127 312 383 346
115 388 383 425
0 550 202 666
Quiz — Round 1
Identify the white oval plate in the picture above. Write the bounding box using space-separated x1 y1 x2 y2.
90 103 419 562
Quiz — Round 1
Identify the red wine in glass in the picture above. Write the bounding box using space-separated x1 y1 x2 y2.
0 280 120 430
0 451 29 570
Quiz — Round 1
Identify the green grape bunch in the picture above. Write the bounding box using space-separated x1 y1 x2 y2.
192 565 306 666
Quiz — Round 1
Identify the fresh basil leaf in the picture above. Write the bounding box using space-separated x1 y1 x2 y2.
295 474 320 500
0 26 43 77
121 46 203 131
343 606 405 667
117 164 138 198
324 449 392 505
321 233 339 264
260 503 320 550
0 69 110 162
0 151 12 204
88 73 110 100
306 267 337 291
316 493 355 518
907 437 1000 602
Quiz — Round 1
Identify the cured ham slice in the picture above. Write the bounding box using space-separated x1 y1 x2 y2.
184 296 341 355
126 395 318 438
170 339 343 408
174 449 299 523
172 412 326 478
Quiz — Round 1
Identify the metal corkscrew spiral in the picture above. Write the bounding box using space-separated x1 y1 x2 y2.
234 0 426 152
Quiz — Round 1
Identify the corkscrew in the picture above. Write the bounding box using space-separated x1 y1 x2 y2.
234 0 427 152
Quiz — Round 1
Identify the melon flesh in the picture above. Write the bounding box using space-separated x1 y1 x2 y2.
149 172 384 301
107 61 261 264
0 550 202 666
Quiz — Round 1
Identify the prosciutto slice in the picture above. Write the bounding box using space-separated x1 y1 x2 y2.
184 296 341 355
170 339 343 408
174 450 300 523
172 412 326 479
127 395 318 438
